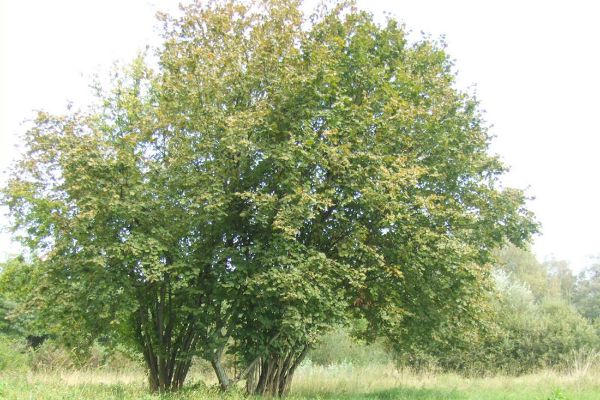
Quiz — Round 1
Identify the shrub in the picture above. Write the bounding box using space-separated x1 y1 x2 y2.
309 328 392 366
392 271 600 375
0 335 28 372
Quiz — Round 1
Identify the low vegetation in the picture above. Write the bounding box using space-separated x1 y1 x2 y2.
1 359 600 399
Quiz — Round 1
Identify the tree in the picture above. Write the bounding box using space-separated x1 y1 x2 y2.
545 258 576 301
0 257 45 340
392 264 599 376
2 0 537 394
478 273 598 374
573 260 600 322
494 244 549 299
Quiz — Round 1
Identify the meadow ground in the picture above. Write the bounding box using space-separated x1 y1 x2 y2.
1 362 599 400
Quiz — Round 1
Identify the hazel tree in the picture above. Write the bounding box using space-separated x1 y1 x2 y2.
2 0 537 394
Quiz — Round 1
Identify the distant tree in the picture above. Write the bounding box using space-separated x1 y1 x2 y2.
573 260 600 322
545 259 576 301
409 269 599 375
1 0 537 394
494 244 549 299
491 275 597 373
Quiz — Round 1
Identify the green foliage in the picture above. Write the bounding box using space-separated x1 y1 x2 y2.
0 257 49 340
26 341 74 371
494 244 550 299
0 297 16 335
308 328 392 366
489 287 597 374
1 0 537 392
545 259 576 301
0 335 28 372
25 340 136 372
439 274 597 375
573 261 600 322
393 247 600 375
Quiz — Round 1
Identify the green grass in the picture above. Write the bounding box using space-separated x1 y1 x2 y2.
1 364 599 399
288 363 600 400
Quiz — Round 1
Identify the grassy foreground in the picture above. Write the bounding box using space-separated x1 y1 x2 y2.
1 363 599 400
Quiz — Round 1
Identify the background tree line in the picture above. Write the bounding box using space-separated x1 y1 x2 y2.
390 245 600 374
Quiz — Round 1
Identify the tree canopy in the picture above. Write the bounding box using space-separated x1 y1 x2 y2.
1 0 537 394
574 261 600 322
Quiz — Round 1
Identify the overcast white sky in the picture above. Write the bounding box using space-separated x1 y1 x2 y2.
1 0 599 271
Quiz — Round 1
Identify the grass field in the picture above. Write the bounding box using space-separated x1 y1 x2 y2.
1 362 599 400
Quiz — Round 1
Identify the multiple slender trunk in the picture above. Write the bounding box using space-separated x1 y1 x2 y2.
134 278 200 392
133 276 310 396
207 336 309 397
136 319 199 392
245 345 310 397
136 309 309 395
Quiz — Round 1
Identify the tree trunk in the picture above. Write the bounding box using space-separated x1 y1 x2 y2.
139 332 196 392
139 331 196 392
246 344 309 397
211 345 232 391
135 301 198 392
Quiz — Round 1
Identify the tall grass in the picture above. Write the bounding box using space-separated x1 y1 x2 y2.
1 361 599 399
289 362 600 399
564 347 600 377
1 331 600 399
